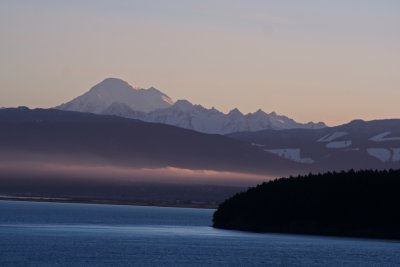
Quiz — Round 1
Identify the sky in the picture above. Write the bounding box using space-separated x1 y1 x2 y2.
0 0 399 126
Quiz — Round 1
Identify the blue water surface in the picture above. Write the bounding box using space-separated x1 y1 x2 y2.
0 200 399 267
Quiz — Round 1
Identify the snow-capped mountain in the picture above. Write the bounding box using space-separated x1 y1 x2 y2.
143 101 325 134
57 78 326 134
57 78 174 113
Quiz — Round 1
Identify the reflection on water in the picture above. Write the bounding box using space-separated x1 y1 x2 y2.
0 200 399 267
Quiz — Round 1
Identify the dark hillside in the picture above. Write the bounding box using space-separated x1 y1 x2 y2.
0 107 303 175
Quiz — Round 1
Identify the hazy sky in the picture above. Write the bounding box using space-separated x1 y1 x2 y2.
1 0 399 125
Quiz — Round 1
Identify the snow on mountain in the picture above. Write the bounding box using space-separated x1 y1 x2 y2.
367 148 392 162
103 102 147 119
318 132 348 142
370 131 400 142
143 101 325 134
228 119 400 171
146 100 229 134
222 108 248 133
56 78 326 134
57 78 174 113
392 149 400 161
325 140 352 149
367 148 400 163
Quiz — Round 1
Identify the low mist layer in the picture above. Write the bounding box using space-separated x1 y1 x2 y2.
0 158 273 187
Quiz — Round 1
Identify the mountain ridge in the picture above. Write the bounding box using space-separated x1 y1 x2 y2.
228 118 400 171
56 78 326 134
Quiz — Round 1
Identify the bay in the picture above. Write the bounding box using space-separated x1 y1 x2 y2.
0 200 399 266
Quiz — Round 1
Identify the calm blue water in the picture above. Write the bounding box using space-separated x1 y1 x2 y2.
0 200 399 266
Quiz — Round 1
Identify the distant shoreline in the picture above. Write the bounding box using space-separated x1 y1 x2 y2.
0 195 217 209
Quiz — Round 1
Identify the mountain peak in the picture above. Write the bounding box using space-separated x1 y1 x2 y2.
101 77 130 84
145 86 174 104
91 78 138 93
173 99 194 111
99 77 132 87
228 108 243 116
253 109 268 117
57 78 173 113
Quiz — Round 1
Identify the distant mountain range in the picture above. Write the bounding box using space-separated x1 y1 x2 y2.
229 119 400 172
57 78 326 134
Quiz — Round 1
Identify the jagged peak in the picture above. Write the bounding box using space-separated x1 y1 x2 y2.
252 109 268 116
175 99 192 105
173 99 194 110
145 87 175 103
228 108 243 116
146 86 163 94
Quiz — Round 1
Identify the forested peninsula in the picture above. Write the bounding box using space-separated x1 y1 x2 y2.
213 169 400 239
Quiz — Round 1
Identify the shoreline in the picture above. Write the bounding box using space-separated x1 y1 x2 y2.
212 224 400 242
0 195 217 209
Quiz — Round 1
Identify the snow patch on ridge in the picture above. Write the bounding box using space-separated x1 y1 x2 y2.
251 143 265 148
326 141 352 149
367 148 400 162
367 148 392 162
370 131 400 142
265 149 314 164
392 148 400 162
318 132 348 142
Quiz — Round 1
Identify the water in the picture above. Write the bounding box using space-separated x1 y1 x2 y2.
0 200 399 267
